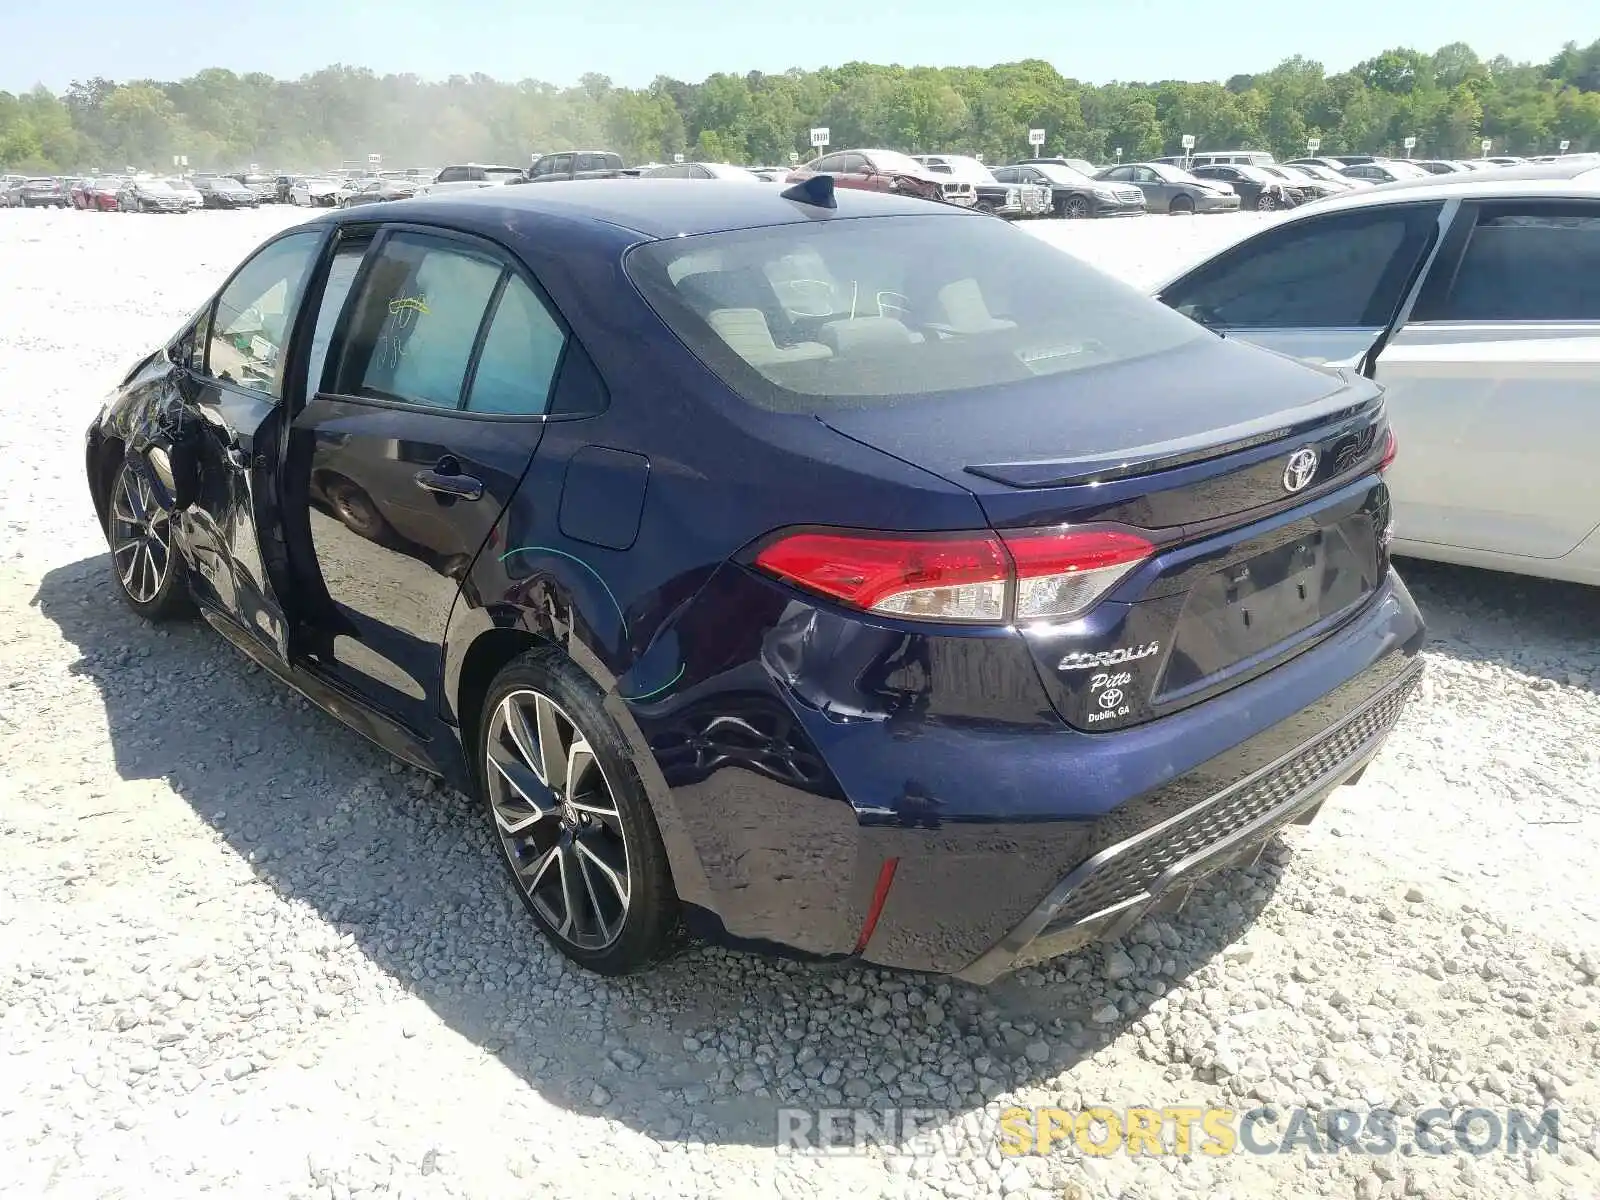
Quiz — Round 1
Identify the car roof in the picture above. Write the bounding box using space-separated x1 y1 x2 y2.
1290 159 1600 213
340 178 965 239
1146 159 1600 295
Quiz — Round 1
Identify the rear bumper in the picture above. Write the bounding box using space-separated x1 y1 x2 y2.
652 563 1423 976
954 656 1419 982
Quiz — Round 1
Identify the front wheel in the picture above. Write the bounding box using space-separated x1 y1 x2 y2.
1063 194 1091 219
1256 192 1277 212
478 647 681 975
106 459 193 621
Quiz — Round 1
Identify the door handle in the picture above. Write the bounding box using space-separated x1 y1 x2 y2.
414 458 484 501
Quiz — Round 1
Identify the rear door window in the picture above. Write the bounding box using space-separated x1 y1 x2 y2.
466 276 568 415
1419 204 1600 321
1161 205 1442 329
328 232 504 409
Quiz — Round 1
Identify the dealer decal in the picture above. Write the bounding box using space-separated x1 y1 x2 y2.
1057 641 1160 672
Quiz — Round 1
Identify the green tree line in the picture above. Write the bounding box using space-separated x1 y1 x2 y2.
2 39 1598 174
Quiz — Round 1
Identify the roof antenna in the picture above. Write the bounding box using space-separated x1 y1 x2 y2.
781 173 836 209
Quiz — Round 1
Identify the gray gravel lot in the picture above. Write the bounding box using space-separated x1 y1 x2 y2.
1 205 1597 1199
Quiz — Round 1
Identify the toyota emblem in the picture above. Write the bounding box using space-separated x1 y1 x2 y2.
1282 447 1319 493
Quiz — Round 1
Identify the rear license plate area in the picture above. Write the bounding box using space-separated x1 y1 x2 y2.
1159 517 1377 694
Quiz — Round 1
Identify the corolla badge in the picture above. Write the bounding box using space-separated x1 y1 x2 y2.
1282 447 1320 493
1057 642 1160 672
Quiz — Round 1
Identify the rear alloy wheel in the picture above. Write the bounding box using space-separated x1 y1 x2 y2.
480 649 680 974
1257 192 1278 211
107 460 193 621
1063 194 1091 219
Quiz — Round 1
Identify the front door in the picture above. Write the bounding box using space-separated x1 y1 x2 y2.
1156 201 1447 366
180 227 327 660
287 225 570 730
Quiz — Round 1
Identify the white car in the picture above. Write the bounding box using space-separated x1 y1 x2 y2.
164 178 204 210
290 177 342 206
415 164 527 197
911 154 1053 217
640 161 765 181
1154 160 1600 585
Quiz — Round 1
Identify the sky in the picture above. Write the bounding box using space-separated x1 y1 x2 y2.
1 0 1593 92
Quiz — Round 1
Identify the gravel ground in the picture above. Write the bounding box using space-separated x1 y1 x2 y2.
2 205 1598 1200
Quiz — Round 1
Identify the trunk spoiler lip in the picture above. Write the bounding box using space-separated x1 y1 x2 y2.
963 386 1383 490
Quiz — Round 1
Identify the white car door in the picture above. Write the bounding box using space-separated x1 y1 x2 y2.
1371 199 1600 560
1156 201 1449 367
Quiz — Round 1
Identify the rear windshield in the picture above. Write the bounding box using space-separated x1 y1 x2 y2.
626 213 1205 411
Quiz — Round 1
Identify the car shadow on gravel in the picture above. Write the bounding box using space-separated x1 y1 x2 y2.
37 554 1290 1149
1396 557 1600 691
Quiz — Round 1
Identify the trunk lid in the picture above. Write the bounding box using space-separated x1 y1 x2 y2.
819 337 1393 731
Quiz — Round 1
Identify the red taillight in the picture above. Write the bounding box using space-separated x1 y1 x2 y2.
1378 427 1398 472
753 530 1010 622
753 526 1153 624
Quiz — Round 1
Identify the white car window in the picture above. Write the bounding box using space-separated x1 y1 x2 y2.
1163 206 1441 329
1427 206 1600 322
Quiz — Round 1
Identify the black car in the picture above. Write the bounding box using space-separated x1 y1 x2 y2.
116 178 188 213
193 175 260 209
993 162 1146 218
1190 164 1299 210
85 182 1421 980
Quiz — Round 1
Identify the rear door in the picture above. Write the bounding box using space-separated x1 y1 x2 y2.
181 228 327 661
1156 201 1448 365
287 225 569 729
1375 199 1600 557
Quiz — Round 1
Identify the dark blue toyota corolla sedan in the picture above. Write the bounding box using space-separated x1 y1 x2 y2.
85 179 1423 980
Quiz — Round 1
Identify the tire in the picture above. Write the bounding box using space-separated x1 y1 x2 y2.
323 477 391 542
1169 195 1195 216
105 459 194 621
1063 194 1091 219
478 646 681 975
1256 192 1277 212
